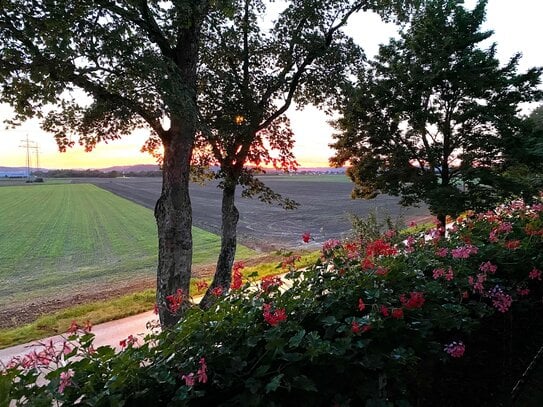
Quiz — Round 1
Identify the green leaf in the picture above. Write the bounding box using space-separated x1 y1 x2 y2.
265 374 284 394
288 329 306 348
0 373 12 407
292 375 317 392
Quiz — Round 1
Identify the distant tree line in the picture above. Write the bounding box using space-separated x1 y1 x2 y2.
34 170 162 178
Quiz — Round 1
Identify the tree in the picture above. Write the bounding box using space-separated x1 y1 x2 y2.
0 0 209 327
502 105 543 191
143 0 422 306
195 0 364 307
331 0 542 226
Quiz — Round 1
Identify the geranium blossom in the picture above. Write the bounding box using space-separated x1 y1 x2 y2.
391 308 404 319
302 232 311 243
197 357 208 384
262 303 287 326
366 239 397 257
529 267 542 280
166 289 183 313
479 261 497 274
400 292 425 309
230 261 244 290
444 341 465 358
358 298 366 312
261 275 283 292
451 244 478 259
490 287 512 313
59 369 75 393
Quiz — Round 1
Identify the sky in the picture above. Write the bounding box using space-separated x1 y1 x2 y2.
1 0 542 170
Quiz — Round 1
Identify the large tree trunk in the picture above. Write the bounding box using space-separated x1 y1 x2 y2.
154 13 204 327
155 129 195 327
200 179 239 309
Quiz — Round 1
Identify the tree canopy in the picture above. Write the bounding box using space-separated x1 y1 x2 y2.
331 0 542 225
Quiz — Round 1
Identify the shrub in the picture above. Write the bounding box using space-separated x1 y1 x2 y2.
2 200 543 406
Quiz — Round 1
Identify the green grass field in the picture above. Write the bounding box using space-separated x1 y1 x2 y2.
0 183 254 308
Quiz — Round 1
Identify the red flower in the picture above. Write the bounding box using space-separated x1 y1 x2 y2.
400 292 425 309
261 275 283 292
351 321 361 334
302 232 311 243
391 308 404 319
376 266 389 276
153 303 159 315
231 261 245 290
361 257 375 269
83 320 92 333
358 298 366 312
196 280 209 293
166 289 183 313
211 286 223 297
380 305 390 317
504 240 521 250
262 303 287 326
366 239 397 257
67 320 79 334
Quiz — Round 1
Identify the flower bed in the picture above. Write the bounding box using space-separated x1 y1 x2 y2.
2 200 543 405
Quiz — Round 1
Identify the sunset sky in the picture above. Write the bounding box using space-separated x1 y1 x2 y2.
1 0 542 170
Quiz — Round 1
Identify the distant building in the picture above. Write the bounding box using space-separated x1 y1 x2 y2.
0 171 27 178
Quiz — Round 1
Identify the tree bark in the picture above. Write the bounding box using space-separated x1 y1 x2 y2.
154 13 204 327
200 179 239 309
155 127 195 327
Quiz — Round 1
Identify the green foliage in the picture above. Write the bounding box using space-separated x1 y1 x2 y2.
331 0 543 223
4 199 543 405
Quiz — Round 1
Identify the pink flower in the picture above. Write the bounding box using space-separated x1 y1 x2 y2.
182 372 196 387
380 305 390 317
444 268 454 281
491 288 512 313
59 369 75 393
529 267 542 280
451 244 479 259
197 357 208 384
384 229 396 239
302 232 311 243
262 303 287 326
469 273 487 294
358 298 366 312
444 341 465 358
479 261 497 274
517 287 530 296
322 239 341 252
433 268 445 280
435 247 449 257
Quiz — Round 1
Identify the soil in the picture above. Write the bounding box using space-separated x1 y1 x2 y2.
0 253 287 329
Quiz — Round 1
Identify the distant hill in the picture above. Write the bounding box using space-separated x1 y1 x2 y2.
98 164 160 172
